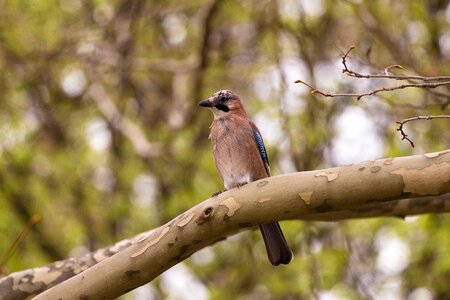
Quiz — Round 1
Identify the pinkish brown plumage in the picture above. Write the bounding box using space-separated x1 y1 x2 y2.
199 90 292 266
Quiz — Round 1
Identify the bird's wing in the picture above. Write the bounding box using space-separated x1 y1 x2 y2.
250 122 270 176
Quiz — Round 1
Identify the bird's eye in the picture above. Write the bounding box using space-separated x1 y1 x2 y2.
219 96 227 102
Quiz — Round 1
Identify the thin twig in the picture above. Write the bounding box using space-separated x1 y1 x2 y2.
396 115 450 147
0 214 41 275
341 46 450 81
296 46 450 148
295 80 450 100
295 46 450 100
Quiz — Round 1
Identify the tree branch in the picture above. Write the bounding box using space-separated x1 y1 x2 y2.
295 46 450 100
0 215 41 275
295 46 450 148
87 83 161 160
0 230 152 300
396 115 450 147
295 79 450 101
9 149 444 299
303 193 450 221
340 46 450 82
3 192 449 300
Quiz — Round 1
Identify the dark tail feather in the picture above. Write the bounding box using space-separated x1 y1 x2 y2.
259 222 293 266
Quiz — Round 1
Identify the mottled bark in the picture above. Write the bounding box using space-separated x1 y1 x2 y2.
1 149 449 300
0 231 153 300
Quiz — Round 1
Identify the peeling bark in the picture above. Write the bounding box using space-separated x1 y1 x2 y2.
0 231 152 300
1 150 449 300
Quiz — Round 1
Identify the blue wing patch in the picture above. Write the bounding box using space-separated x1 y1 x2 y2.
252 129 269 165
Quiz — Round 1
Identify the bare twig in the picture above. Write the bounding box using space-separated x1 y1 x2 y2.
295 79 450 101
396 115 450 147
341 47 450 81
0 215 41 275
295 46 450 100
295 46 450 148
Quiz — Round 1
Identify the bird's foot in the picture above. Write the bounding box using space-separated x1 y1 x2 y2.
236 182 248 188
212 190 226 197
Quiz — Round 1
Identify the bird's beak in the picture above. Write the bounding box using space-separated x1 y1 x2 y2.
198 99 215 107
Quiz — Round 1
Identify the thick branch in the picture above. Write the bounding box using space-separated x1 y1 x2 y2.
3 194 450 300
0 231 153 300
303 193 450 221
23 149 450 300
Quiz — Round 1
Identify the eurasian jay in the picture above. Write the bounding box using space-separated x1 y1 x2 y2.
199 90 293 266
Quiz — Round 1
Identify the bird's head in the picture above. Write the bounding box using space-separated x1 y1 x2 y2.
198 90 246 118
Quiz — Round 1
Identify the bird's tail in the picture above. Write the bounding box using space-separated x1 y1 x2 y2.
259 222 293 266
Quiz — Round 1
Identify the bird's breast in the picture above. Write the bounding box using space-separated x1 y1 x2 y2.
210 118 267 190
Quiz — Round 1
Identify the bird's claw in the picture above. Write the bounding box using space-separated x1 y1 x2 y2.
236 182 248 188
212 190 223 197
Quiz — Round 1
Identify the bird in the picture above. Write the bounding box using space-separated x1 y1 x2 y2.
199 90 293 266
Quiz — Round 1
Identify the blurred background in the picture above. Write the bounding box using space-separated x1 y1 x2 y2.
0 0 450 299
